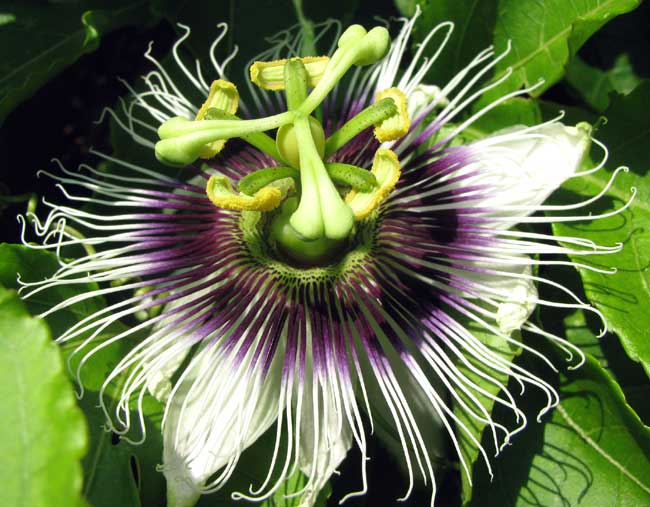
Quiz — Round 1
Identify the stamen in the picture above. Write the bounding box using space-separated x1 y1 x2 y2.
237 163 375 196
195 79 240 158
346 149 401 220
206 175 281 211
238 166 300 196
324 97 398 156
195 80 239 121
250 56 330 90
325 163 377 192
373 87 410 142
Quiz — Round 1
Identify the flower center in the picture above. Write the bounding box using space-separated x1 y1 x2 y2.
155 23 409 267
241 208 375 276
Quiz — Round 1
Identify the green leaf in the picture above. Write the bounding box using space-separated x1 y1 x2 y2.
0 243 105 337
470 97 542 134
80 394 166 507
597 80 650 171
0 286 87 507
74 332 166 507
536 261 650 425
0 0 152 123
467 354 650 506
562 308 650 425
550 81 650 376
0 244 166 506
565 54 641 112
482 0 641 103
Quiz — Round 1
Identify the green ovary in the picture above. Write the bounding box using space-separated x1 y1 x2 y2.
269 197 347 266
276 116 325 169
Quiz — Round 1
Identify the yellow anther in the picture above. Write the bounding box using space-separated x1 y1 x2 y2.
373 87 410 142
195 80 240 159
250 56 330 91
346 149 400 220
206 175 281 212
196 80 239 119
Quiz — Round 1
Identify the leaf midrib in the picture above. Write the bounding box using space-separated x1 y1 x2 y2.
580 172 650 212
454 0 481 68
493 0 636 83
611 125 650 158
0 35 79 91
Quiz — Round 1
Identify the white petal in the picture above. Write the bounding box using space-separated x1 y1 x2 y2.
463 122 592 224
163 337 284 506
295 366 353 506
144 279 220 402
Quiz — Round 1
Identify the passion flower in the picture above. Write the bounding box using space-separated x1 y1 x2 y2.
20 9 632 507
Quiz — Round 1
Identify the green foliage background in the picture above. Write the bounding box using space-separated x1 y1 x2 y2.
0 0 648 506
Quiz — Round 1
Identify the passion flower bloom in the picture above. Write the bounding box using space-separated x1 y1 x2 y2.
20 10 632 507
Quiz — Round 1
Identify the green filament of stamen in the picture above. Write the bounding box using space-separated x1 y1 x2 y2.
238 163 376 196
325 163 377 192
324 98 397 156
238 167 300 195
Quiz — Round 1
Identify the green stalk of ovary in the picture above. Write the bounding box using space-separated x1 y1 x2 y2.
290 113 354 240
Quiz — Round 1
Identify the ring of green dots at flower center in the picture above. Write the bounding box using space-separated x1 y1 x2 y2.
239 209 378 286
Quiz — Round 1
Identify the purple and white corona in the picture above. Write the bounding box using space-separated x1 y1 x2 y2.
19 9 631 507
